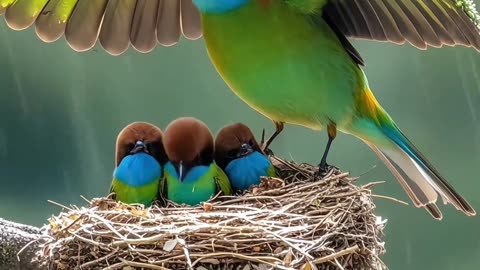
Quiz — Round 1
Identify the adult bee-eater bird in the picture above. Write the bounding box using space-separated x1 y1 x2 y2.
161 117 233 206
111 122 167 206
1 1 479 218
215 123 277 193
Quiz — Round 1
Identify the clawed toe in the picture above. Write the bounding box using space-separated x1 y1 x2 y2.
315 164 338 179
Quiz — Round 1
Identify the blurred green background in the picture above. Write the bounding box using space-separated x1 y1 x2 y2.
1 11 480 270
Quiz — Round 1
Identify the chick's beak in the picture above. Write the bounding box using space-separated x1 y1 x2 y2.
130 141 149 155
176 161 191 183
237 143 254 158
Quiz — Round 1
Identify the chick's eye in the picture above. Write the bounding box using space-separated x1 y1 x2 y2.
249 140 254 146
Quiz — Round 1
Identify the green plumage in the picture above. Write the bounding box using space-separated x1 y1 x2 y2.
268 163 277 178
199 0 475 218
161 163 232 206
0 0 477 218
110 177 160 207
203 3 360 131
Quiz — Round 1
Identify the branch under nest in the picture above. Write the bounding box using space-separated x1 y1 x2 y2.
31 156 395 270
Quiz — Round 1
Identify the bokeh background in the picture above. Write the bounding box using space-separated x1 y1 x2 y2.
1 8 479 270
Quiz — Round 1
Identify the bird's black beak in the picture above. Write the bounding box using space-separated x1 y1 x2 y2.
176 161 191 183
237 143 254 158
129 141 149 155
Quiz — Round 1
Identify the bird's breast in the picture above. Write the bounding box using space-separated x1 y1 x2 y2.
202 3 362 129
114 153 162 187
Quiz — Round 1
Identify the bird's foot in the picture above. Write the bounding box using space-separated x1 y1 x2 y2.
315 163 339 180
262 144 275 156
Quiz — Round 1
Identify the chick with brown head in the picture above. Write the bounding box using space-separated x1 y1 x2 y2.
215 123 276 193
111 122 167 206
161 117 232 206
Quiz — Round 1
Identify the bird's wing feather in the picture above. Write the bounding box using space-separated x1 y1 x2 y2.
109 178 119 201
214 163 233 196
109 179 116 194
159 172 168 198
0 0 203 55
268 163 278 177
286 0 480 51
321 0 480 51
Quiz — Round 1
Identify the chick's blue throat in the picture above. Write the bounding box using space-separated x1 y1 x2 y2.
193 0 249 14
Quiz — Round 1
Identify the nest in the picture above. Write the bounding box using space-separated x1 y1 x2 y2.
35 156 390 270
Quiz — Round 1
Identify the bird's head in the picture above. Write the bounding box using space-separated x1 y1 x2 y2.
214 122 262 169
193 0 250 14
163 117 214 182
115 122 167 167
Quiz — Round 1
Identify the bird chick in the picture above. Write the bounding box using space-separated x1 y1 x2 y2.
110 122 166 206
162 117 232 206
215 123 276 192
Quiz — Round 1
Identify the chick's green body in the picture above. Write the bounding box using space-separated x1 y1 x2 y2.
111 152 163 207
163 162 232 206
110 179 160 206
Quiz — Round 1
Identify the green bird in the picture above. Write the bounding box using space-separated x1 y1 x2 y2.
161 117 233 206
1 0 479 218
111 122 167 206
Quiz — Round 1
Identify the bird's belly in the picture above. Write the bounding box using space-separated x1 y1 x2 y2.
167 179 216 206
227 58 358 129
203 13 361 130
114 179 159 206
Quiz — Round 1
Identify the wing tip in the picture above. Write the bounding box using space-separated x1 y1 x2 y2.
65 39 97 53
182 33 203 41
158 41 179 47
4 16 34 31
35 26 65 43
99 39 130 56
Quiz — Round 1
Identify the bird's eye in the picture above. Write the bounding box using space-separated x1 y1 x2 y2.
249 139 254 146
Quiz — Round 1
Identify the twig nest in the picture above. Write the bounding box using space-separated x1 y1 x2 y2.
36 157 388 270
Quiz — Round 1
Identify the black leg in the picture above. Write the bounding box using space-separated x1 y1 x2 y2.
317 123 338 178
261 121 284 155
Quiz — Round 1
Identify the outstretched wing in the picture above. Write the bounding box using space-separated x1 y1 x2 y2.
320 0 480 51
0 0 203 55
286 0 480 51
